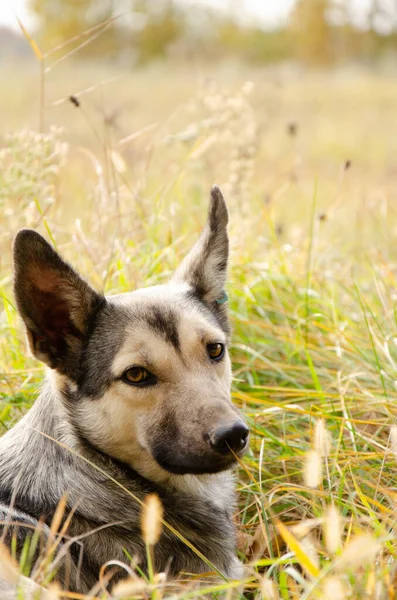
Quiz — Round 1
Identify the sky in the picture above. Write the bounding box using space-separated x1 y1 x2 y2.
1 0 380 33
1 0 296 31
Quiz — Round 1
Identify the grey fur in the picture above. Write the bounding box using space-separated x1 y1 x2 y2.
0 187 248 594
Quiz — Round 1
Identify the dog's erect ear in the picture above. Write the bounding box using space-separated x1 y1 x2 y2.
173 186 229 308
13 230 104 376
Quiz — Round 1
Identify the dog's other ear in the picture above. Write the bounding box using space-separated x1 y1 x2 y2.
13 230 104 376
173 186 229 308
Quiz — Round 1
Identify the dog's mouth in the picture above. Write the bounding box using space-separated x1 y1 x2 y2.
152 437 249 476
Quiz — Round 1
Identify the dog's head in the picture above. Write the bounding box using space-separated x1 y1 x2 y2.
13 187 249 478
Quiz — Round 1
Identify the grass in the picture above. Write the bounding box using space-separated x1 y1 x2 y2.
2 39 397 597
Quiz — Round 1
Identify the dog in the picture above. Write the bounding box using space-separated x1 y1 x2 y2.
0 186 249 595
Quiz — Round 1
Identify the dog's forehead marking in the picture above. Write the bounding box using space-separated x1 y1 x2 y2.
109 285 187 353
108 284 226 377
107 283 224 340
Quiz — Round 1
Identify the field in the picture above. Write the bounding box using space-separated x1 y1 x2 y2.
1 57 397 598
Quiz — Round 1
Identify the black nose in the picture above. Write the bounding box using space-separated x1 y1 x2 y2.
208 421 249 455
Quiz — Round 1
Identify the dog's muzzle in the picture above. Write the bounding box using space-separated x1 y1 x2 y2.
151 419 249 475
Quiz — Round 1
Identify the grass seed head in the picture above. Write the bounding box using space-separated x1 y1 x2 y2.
314 418 331 458
324 504 341 555
322 576 346 600
303 449 322 488
141 493 163 546
337 534 380 570
112 577 148 598
390 425 397 464
300 535 319 571
260 575 278 600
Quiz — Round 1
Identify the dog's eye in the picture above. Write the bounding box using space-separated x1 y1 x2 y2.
122 367 155 387
207 343 225 361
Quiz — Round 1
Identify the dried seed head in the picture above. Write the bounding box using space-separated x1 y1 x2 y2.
50 494 67 537
275 223 284 237
314 419 331 458
300 535 319 571
111 151 127 174
324 504 341 555
303 449 322 488
112 577 148 598
260 575 278 600
337 534 380 570
291 518 321 539
141 494 163 546
69 95 80 108
322 576 346 600
390 425 397 464
287 121 298 136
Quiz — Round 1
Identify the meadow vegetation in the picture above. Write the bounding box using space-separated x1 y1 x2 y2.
1 51 397 598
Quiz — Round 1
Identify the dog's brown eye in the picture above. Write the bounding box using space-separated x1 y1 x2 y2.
126 367 147 383
207 343 225 361
123 367 155 387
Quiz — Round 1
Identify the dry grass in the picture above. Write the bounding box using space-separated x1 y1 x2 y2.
1 44 397 598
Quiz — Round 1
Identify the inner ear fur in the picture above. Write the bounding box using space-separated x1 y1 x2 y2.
13 229 105 376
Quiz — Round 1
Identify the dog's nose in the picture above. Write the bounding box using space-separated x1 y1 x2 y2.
208 421 249 455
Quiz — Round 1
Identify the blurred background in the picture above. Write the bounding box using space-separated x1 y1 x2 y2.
2 0 397 301
2 0 397 136
3 0 397 68
2 0 397 257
